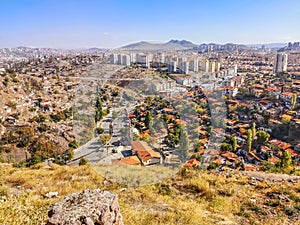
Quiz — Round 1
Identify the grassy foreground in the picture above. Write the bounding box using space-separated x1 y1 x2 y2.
0 163 300 225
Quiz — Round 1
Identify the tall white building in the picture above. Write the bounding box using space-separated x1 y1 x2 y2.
136 54 150 68
122 55 131 66
189 58 199 72
109 54 117 64
178 61 189 74
274 53 288 74
168 61 177 73
130 53 136 63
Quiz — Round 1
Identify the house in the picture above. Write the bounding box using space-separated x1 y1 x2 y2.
183 158 201 168
265 87 281 98
246 151 263 165
112 155 141 166
221 87 238 97
258 99 272 110
285 149 300 162
268 156 281 164
280 92 294 103
220 151 238 162
251 88 264 97
244 164 260 171
131 141 162 166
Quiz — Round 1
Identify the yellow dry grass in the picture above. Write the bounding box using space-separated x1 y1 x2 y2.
0 163 300 225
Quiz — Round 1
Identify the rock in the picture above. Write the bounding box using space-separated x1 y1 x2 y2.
47 189 123 225
45 192 59 198
0 125 6 139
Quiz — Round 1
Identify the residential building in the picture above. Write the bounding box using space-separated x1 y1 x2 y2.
274 53 288 74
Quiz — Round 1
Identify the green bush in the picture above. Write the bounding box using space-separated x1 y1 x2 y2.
79 157 89 166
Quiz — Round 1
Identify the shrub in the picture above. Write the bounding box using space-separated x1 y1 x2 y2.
68 140 79 149
79 157 88 166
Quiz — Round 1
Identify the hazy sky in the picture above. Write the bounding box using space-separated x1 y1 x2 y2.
1 0 300 48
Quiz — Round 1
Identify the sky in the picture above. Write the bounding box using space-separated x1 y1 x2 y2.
0 0 300 48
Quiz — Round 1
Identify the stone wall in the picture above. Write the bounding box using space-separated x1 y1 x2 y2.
47 189 123 225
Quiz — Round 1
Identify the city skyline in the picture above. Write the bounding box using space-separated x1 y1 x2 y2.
1 0 300 48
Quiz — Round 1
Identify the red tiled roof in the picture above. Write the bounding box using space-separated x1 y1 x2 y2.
268 156 280 164
184 158 201 168
220 151 238 161
112 155 141 165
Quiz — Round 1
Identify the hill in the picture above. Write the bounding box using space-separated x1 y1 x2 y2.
1 163 300 225
120 39 198 52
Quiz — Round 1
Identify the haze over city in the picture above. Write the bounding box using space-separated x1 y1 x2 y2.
1 0 300 48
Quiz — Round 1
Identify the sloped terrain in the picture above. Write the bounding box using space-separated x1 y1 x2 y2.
1 163 300 225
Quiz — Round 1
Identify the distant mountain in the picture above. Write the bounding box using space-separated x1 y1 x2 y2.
120 40 198 51
167 40 197 48
120 40 252 52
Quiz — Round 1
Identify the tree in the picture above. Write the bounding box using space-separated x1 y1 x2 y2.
281 114 292 124
221 143 233 152
247 129 253 152
280 151 293 168
256 130 270 145
194 139 202 152
145 111 152 129
291 93 297 110
251 122 256 138
109 122 113 135
232 136 237 152
179 126 189 160
95 97 102 110
95 110 103 123
79 157 89 166
95 97 104 123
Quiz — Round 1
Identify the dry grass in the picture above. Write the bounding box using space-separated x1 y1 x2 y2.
0 163 300 225
93 163 177 187
0 163 103 225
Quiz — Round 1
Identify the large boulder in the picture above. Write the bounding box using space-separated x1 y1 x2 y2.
47 189 123 225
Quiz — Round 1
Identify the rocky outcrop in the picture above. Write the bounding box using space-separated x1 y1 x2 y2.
47 189 123 225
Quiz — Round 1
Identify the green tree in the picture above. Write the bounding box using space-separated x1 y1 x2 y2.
232 136 237 152
221 142 233 152
145 96 153 105
251 122 256 138
29 154 42 165
179 126 189 160
256 130 270 145
95 97 102 110
280 151 293 168
247 129 253 152
145 111 152 129
79 157 89 166
194 139 202 152
95 97 103 123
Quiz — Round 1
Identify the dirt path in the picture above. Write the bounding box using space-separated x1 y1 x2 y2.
240 171 300 182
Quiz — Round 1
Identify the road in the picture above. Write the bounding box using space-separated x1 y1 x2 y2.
68 102 134 165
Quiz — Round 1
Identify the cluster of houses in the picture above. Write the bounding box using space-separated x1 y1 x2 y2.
116 71 300 171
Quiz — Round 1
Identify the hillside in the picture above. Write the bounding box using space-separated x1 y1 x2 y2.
120 40 197 52
1 163 300 225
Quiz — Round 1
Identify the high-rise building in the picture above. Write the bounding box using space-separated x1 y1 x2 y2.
130 53 136 63
273 53 288 74
168 61 177 73
189 58 199 72
109 54 117 64
122 55 131 66
136 54 150 68
117 54 123 65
